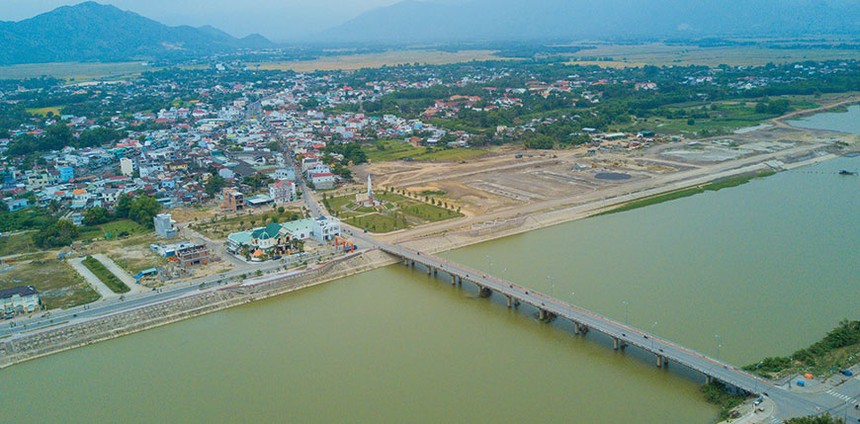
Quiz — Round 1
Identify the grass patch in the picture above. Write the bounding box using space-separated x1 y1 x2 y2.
599 171 775 216
744 320 860 380
402 203 461 222
77 219 149 241
0 232 40 257
701 382 748 421
344 214 404 233
363 139 489 163
112 255 167 276
82 256 129 294
26 106 64 117
0 259 99 309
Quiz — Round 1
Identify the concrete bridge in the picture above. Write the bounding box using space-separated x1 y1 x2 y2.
378 242 824 419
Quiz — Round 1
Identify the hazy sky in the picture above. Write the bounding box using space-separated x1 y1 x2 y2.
0 0 410 40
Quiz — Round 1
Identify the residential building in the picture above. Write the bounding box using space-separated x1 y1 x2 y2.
311 216 341 243
1 286 41 317
154 213 178 238
269 180 296 204
58 166 75 183
222 188 245 211
309 172 335 190
273 168 296 181
120 157 135 177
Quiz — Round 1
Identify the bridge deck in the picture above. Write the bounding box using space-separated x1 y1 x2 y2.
378 243 819 416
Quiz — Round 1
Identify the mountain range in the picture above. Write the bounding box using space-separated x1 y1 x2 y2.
323 0 860 43
0 2 273 65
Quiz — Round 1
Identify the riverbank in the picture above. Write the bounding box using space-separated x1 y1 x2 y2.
0 147 845 370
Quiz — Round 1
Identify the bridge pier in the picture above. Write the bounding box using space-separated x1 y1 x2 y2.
539 309 547 321
705 376 713 385
505 295 513 308
427 266 432 275
655 355 669 368
613 337 627 350
477 285 492 298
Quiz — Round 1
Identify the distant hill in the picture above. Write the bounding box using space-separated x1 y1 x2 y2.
0 2 275 65
323 0 860 43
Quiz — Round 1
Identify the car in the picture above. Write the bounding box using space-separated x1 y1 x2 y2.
754 398 763 406
840 369 854 377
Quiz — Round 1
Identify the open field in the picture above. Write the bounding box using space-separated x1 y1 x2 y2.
0 259 99 309
626 98 822 136
567 43 860 67
0 233 39 258
254 50 505 72
25 106 64 117
0 61 154 81
77 219 149 242
364 139 491 163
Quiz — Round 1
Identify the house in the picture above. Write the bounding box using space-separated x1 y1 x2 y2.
273 168 296 181
227 222 296 257
309 172 335 190
225 217 341 259
311 216 341 243
120 157 135 176
269 180 296 204
58 166 75 183
1 286 41 317
222 188 245 211
154 213 178 238
4 198 30 212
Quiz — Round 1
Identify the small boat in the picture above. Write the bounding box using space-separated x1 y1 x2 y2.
838 170 857 176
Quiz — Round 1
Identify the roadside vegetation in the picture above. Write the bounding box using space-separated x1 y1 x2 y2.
598 171 775 216
744 320 860 379
701 381 747 421
82 256 130 294
785 414 845 424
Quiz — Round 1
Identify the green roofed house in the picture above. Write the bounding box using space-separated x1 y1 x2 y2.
226 217 340 260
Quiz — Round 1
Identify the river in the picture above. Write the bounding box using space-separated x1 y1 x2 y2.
1 111 858 423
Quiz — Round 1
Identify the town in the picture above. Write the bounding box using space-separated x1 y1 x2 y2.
1 58 858 316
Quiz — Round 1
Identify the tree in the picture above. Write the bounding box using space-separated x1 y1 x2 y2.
114 193 133 218
32 219 78 248
205 174 226 196
127 195 162 228
83 206 111 226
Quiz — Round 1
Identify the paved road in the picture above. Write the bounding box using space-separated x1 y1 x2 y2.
67 257 119 299
375 241 828 421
